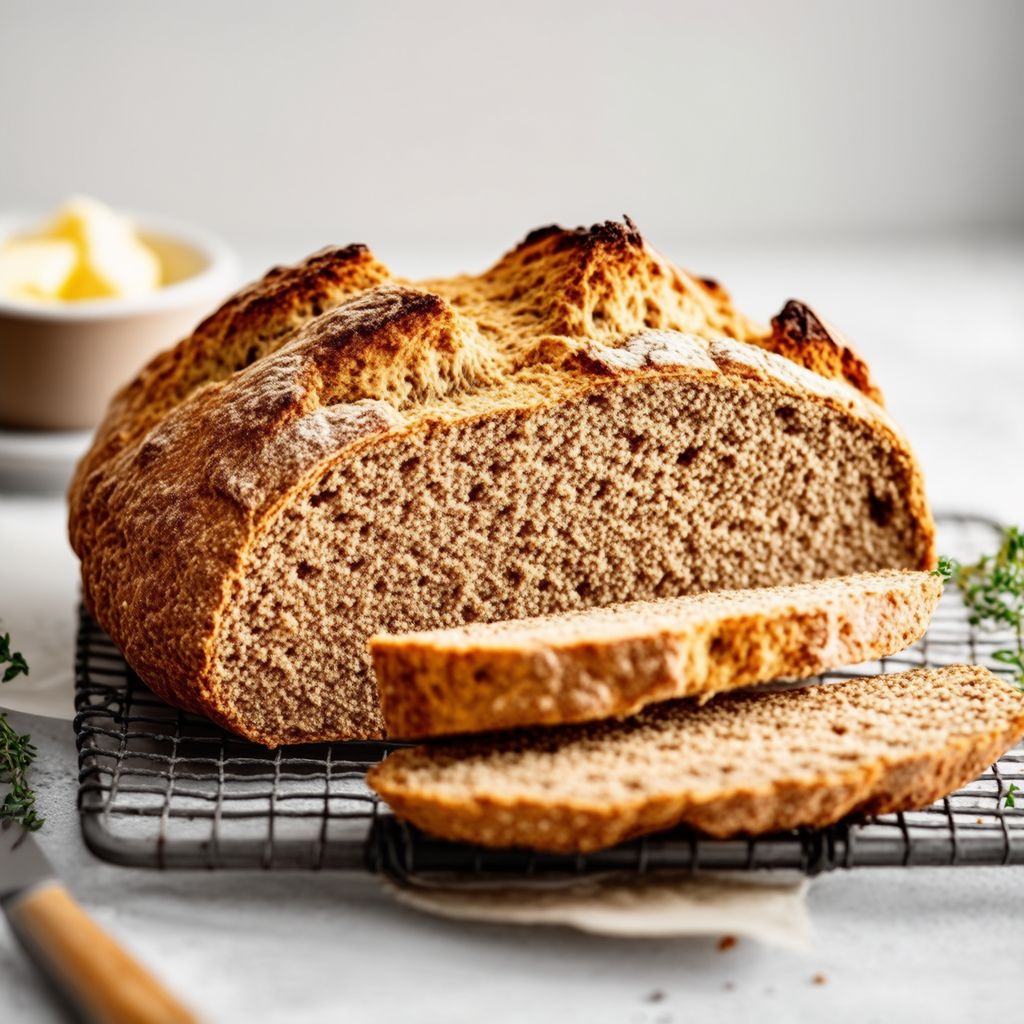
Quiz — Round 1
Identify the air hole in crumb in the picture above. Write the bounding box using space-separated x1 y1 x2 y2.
309 488 338 508
654 572 674 597
468 483 486 503
677 446 699 466
868 491 895 527
721 453 736 470
505 567 523 586
399 456 420 476
349 557 366 571
587 393 610 410
296 561 318 580
628 434 646 453
595 479 611 500
709 634 726 656
461 604 478 623
359 523 371 539
374 579 387 594
538 579 552 593
832 724 848 735
575 580 592 599
775 405 797 421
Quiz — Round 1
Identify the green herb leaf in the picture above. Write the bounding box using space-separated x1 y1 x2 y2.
1006 782 1020 809
0 632 42 830
0 633 29 683
939 526 1024 690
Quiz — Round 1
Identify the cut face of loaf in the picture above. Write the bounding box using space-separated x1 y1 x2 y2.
372 570 943 738
368 666 1024 854
68 218 935 746
212 367 930 744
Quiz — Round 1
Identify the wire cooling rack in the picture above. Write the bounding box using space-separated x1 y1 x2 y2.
75 513 1024 878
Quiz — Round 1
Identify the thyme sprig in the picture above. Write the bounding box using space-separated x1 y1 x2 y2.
0 632 43 831
937 526 1024 691
0 632 29 682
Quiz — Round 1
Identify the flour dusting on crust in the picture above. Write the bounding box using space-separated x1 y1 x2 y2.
585 332 720 373
212 399 404 510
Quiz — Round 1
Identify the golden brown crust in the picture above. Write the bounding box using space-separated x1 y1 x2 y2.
372 570 943 738
368 667 1024 853
68 244 392 553
68 218 936 745
757 299 884 405
463 216 763 343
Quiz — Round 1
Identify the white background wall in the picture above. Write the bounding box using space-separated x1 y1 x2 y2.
2 0 1022 254
2 1 1023 519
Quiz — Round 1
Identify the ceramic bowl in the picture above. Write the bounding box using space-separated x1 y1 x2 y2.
0 213 239 430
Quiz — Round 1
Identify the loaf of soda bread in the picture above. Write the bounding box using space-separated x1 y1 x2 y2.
68 218 934 745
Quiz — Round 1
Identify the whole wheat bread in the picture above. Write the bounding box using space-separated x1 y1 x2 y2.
373 570 943 737
368 666 1024 853
68 218 934 746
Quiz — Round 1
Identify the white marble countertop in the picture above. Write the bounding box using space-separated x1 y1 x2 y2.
2 237 1023 1023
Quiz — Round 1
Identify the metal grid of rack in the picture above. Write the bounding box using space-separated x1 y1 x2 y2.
75 513 1024 878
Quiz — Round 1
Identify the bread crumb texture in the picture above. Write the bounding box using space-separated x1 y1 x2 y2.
372 570 943 737
368 667 1024 853
68 218 935 745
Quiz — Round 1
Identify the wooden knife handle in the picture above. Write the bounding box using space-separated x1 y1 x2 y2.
5 881 198 1024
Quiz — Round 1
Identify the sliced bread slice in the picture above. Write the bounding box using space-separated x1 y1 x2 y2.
368 666 1024 853
372 570 943 738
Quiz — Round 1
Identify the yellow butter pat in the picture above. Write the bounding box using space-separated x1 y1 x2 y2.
42 196 162 300
0 196 163 303
0 239 78 301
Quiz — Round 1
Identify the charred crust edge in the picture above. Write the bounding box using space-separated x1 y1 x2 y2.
772 299 832 345
515 216 645 257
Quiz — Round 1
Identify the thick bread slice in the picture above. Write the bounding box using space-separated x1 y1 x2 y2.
68 218 935 746
372 570 943 738
368 666 1024 854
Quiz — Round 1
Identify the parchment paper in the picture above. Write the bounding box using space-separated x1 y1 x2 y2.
387 871 811 949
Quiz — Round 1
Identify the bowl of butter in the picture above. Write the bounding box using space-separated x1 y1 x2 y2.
0 197 239 430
